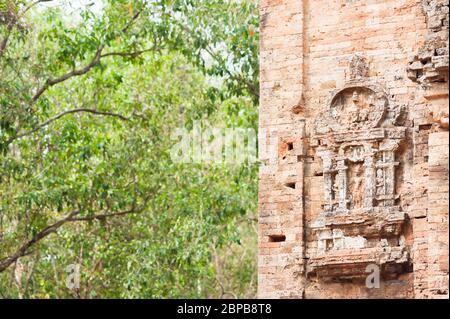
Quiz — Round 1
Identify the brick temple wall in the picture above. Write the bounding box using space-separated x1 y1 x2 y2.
258 0 448 299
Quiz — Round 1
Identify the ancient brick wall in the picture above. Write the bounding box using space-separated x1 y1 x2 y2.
258 0 448 299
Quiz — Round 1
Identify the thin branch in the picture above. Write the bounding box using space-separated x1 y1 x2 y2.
178 22 259 98
203 45 259 99
29 9 145 106
121 9 142 34
70 190 157 224
0 191 155 273
6 45 156 145
21 0 54 18
23 253 39 297
0 19 15 58
31 45 105 105
100 47 155 59
69 209 136 222
0 209 80 273
9 108 129 143
0 0 54 58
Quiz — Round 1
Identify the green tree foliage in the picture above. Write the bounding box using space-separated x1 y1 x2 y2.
0 0 258 298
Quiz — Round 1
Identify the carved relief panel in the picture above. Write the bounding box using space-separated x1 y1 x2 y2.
313 84 404 215
307 57 411 281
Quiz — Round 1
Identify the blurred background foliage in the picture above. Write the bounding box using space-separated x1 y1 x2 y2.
0 0 259 298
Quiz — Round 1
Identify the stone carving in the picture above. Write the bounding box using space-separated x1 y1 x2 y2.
331 87 384 130
313 82 405 135
313 80 405 215
407 0 449 84
315 139 402 215
349 54 369 80
308 246 410 282
376 168 385 196
345 144 365 162
258 0 449 298
308 62 410 280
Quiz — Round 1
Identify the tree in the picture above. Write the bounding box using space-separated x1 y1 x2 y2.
0 0 258 298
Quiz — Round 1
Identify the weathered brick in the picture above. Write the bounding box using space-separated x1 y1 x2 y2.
259 0 449 299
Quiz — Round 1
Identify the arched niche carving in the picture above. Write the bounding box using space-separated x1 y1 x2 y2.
312 80 406 215
314 81 404 135
308 59 411 281
329 86 387 131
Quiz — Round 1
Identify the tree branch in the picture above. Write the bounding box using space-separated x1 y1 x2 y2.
21 0 54 17
29 44 156 109
29 9 146 107
0 0 54 58
68 209 136 222
7 44 156 145
0 190 155 273
9 108 129 143
100 47 155 59
121 9 142 34
203 45 259 99
0 209 80 273
31 45 105 105
0 15 16 58
0 203 147 273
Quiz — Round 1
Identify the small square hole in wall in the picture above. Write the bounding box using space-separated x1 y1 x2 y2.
268 234 286 242
287 142 294 151
314 171 324 177
419 124 432 131
285 182 296 189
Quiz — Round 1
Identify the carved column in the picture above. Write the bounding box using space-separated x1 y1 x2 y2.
384 150 396 207
336 158 348 211
323 155 333 211
363 155 375 210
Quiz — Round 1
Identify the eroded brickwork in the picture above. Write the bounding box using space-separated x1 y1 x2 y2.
258 0 448 299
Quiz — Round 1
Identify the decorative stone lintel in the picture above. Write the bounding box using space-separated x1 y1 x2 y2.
375 161 400 168
311 209 406 238
331 128 385 143
307 246 410 281
311 128 406 147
